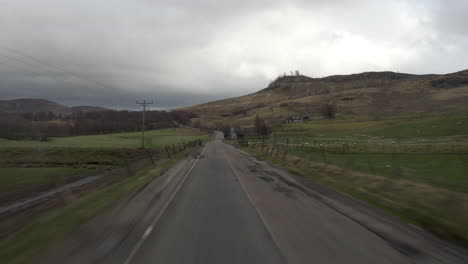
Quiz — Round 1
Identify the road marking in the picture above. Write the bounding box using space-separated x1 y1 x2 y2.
123 143 209 264
142 226 153 239
222 148 285 260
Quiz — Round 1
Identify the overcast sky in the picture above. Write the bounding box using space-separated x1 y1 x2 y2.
0 0 467 109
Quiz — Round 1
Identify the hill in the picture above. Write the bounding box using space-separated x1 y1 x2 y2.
182 70 468 127
0 99 70 114
71 106 109 112
0 99 109 114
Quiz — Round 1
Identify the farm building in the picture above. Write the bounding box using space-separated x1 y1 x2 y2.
282 115 311 124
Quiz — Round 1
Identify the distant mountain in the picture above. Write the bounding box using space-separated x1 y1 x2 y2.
0 98 110 114
0 99 70 113
182 70 468 127
71 106 109 112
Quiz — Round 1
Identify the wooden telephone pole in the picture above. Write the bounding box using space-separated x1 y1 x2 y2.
136 100 153 149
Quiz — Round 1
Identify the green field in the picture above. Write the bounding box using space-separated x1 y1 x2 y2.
288 149 468 193
274 112 468 141
0 148 150 167
0 128 209 149
0 150 191 264
0 128 211 167
242 112 468 246
0 167 91 192
267 112 468 192
0 127 211 263
246 148 468 246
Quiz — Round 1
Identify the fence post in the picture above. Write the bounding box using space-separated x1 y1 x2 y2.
145 148 155 164
320 145 327 163
172 144 176 154
165 145 171 158
283 138 289 160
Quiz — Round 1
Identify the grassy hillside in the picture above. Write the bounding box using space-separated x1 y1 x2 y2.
275 112 468 140
182 70 468 127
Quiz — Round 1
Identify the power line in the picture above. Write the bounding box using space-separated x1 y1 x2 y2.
0 52 60 74
0 58 12 65
0 46 111 90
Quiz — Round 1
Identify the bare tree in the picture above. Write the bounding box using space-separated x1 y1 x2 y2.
191 119 201 128
320 102 337 119
254 114 268 136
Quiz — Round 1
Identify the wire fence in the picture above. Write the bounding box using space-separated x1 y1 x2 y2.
163 139 202 159
234 134 468 193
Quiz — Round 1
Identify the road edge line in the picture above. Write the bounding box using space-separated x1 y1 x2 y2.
222 148 287 263
123 142 208 264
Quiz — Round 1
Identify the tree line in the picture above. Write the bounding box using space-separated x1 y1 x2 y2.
0 110 196 140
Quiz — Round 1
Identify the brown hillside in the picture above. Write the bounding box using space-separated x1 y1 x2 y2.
182 70 468 127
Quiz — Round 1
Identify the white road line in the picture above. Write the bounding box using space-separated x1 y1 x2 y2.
123 143 209 264
223 147 285 260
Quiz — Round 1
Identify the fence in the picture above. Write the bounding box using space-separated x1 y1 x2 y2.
163 139 203 158
235 135 468 192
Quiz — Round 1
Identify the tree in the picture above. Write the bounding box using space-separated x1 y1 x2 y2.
191 119 201 128
320 102 337 119
254 115 268 136
219 124 231 138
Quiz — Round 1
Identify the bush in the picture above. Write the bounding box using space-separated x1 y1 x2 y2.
254 115 268 136
320 102 337 119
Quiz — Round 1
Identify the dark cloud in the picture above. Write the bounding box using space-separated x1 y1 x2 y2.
0 0 467 109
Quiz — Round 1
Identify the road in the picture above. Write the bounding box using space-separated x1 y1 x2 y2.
128 132 284 264
42 132 468 264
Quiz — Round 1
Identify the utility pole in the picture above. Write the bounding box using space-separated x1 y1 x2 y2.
136 100 153 149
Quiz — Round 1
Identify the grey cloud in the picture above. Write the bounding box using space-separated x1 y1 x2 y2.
0 0 467 109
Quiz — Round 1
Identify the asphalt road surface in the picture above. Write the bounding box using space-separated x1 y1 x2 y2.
43 132 468 264
129 132 285 264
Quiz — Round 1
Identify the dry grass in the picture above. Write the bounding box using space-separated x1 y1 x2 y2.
180 71 468 127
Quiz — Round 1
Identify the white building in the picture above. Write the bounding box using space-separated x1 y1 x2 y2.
228 127 237 139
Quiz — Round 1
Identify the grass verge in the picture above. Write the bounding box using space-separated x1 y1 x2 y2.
242 146 468 248
0 149 195 264
0 167 92 192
